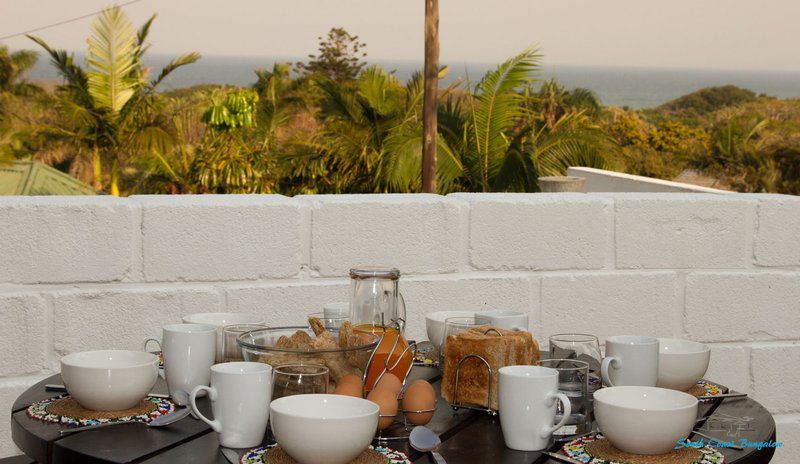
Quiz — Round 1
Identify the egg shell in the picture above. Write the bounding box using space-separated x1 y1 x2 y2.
333 380 363 398
402 380 435 425
373 373 402 396
367 387 399 429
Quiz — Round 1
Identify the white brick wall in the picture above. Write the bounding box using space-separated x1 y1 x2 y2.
451 193 611 270
611 194 756 269
301 194 468 276
0 192 797 458
0 197 135 283
135 195 303 281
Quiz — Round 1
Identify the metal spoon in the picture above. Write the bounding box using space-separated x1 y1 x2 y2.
698 392 748 400
171 389 199 420
409 426 446 464
59 406 191 435
541 451 585 464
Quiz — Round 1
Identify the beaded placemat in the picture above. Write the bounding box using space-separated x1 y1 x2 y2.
562 435 726 464
687 380 724 402
412 341 438 367
240 444 411 464
26 394 176 427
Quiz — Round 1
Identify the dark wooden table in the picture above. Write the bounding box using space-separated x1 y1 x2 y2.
11 368 776 464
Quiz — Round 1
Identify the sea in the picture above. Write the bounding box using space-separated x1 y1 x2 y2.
26 54 800 109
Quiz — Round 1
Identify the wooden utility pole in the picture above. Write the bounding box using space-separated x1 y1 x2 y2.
421 0 439 193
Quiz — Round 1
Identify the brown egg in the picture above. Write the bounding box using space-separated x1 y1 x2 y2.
373 373 402 396
337 374 364 386
334 380 363 398
367 387 398 430
402 380 435 425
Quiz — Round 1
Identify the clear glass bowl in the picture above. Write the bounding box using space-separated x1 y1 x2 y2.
236 326 380 383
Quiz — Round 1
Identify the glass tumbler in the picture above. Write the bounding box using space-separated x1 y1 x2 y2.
537 359 591 439
271 364 330 400
307 312 349 331
440 317 482 369
548 333 602 396
222 324 268 362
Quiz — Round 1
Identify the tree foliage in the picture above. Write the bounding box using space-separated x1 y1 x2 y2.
296 28 367 82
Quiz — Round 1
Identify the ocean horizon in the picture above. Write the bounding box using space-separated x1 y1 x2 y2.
25 53 800 109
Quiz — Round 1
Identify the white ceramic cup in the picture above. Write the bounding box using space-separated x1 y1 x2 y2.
474 310 529 331
498 365 572 451
182 313 266 362
601 335 659 387
143 323 216 399
657 338 711 391
190 362 272 448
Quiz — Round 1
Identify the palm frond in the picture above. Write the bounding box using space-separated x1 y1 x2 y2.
86 6 140 114
27 35 92 105
469 47 541 188
150 52 201 89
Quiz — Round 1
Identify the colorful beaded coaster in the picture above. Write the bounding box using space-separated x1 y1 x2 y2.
412 341 438 367
561 435 726 464
26 394 176 427
687 380 724 402
240 444 411 464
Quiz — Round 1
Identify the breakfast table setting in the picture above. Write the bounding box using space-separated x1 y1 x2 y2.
9 267 778 464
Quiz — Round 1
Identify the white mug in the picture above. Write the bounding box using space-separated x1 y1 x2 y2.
182 313 266 362
498 365 572 451
474 310 529 331
190 362 272 448
601 335 659 387
143 323 216 399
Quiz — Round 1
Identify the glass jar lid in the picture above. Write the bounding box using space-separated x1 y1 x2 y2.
349 266 400 280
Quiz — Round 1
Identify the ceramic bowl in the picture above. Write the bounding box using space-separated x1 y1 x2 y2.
594 386 698 455
657 338 711 391
183 312 266 361
425 310 476 351
61 350 159 411
270 394 379 464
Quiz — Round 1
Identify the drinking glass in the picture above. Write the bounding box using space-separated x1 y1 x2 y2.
548 333 602 395
222 324 269 362
307 312 349 331
440 317 481 368
537 359 591 439
271 364 330 400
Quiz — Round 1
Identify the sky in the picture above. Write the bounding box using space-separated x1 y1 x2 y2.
2 0 800 71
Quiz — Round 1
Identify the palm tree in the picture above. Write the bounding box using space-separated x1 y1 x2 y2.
28 6 199 194
0 45 40 96
437 48 614 191
288 65 459 193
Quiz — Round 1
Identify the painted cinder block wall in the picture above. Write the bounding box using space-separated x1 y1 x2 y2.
1 192 798 460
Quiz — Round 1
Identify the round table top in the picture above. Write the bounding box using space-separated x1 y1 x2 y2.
11 369 776 464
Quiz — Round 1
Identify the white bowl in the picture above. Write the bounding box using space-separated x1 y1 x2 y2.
425 310 476 350
657 338 711 391
594 386 698 455
270 394 379 464
183 312 266 361
61 350 159 411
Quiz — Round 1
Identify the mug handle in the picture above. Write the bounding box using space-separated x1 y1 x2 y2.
142 337 161 353
540 392 572 438
190 385 221 433
601 356 621 387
